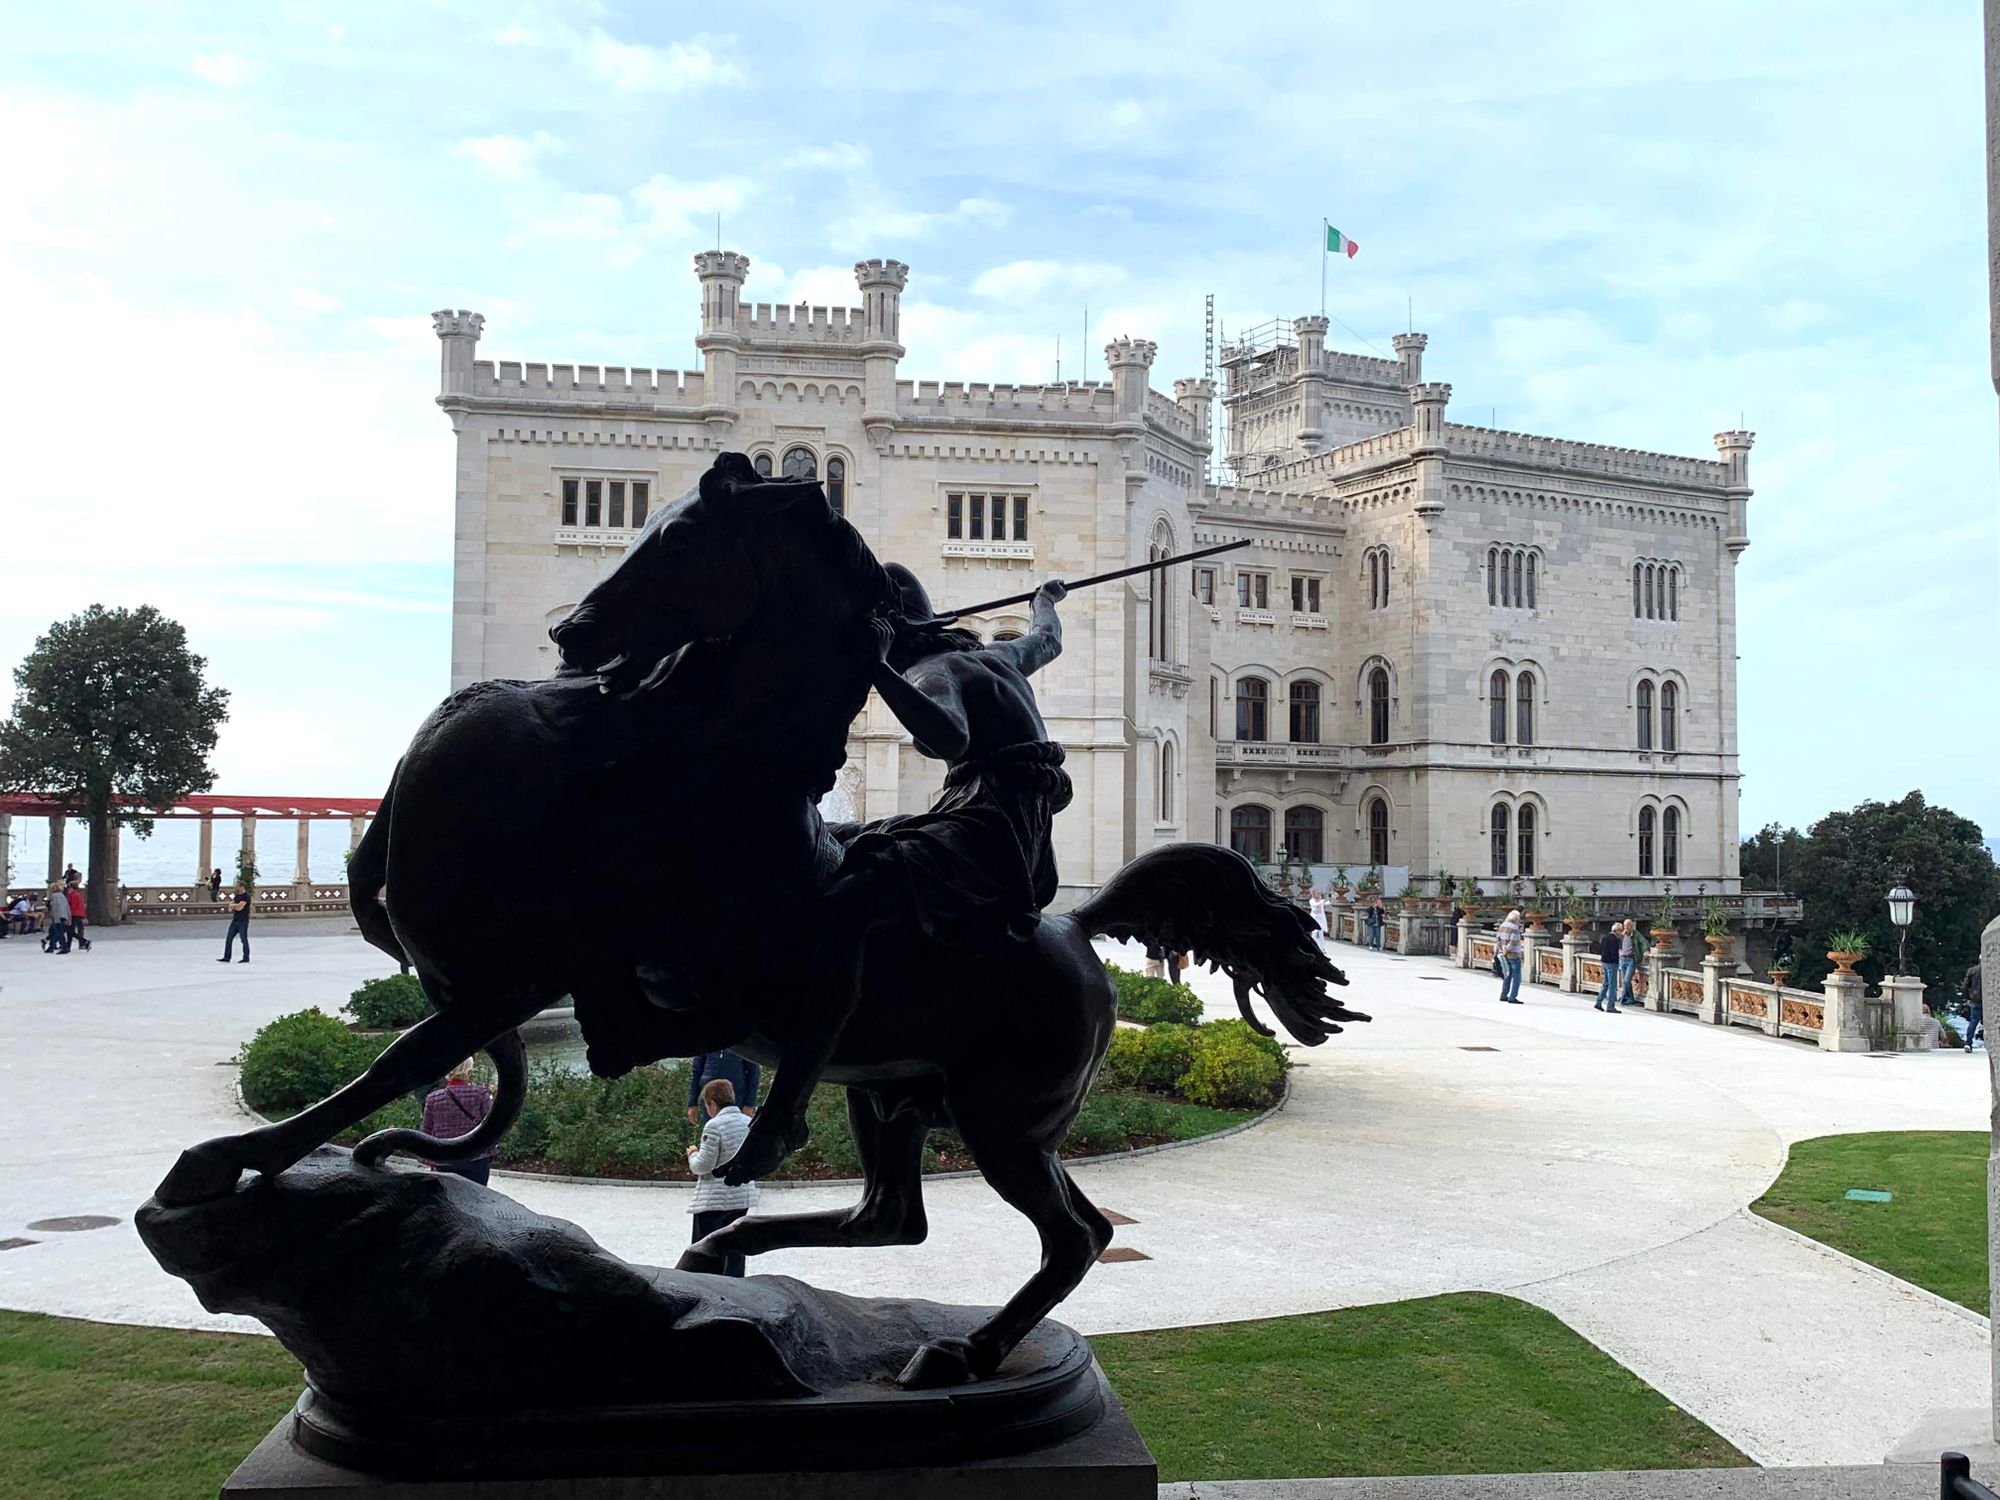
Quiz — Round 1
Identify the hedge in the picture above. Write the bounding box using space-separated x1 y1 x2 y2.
1104 964 1204 1026
345 974 432 1031
1099 1017 1289 1109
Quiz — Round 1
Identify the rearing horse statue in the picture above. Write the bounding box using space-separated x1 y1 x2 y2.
157 453 1366 1388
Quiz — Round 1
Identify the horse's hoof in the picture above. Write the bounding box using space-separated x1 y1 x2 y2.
723 1117 807 1185
154 1142 247 1207
676 1244 727 1275
897 1336 975 1389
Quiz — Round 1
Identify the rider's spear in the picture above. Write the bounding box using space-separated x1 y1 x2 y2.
931 538 1251 622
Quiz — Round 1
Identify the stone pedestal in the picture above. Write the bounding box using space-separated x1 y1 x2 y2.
1698 953 1728 1025
1820 971 1874 1052
1559 931 1584 992
1456 917 1474 968
220 1371 1156 1500
1882 975 1931 1051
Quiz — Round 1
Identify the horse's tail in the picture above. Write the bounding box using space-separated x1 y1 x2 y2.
352 1028 526 1167
347 761 405 967
1071 843 1369 1046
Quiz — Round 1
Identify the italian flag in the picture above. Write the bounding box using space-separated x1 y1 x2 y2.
1326 225 1359 258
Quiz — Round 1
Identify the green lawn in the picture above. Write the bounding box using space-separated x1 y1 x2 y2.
0 1309 301 1500
1752 1130 1986 1314
1094 1293 1749 1482
0 1294 1746 1491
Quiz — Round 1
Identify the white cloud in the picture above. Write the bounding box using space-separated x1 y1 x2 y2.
290 287 342 311
449 130 561 181
579 30 740 93
829 196 1012 254
971 259 1128 301
190 52 257 86
779 143 871 172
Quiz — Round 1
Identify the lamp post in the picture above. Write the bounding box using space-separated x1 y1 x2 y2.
1887 876 1915 977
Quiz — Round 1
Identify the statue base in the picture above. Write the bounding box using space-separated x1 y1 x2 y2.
221 1369 1155 1500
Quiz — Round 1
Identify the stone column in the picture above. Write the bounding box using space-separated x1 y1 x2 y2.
1456 916 1474 968
1819 970 1873 1052
1647 928 1681 1013
293 819 313 897
1522 923 1545 989
1700 949 1729 1024
1882 974 1931 1051
195 814 214 893
46 816 64 882
348 815 368 870
240 815 257 887
0 812 11 892
1560 930 1585 994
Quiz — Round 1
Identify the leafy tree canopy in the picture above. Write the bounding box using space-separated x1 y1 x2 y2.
0 606 229 919
1747 793 1999 1002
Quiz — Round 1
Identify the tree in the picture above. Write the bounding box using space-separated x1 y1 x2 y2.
0 606 229 924
1768 792 2000 1003
1739 820 1810 891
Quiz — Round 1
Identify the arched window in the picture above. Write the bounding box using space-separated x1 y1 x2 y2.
1525 554 1537 609
1368 797 1390 866
1513 551 1524 609
1490 803 1510 877
1230 804 1272 864
1375 550 1390 608
1284 806 1325 864
1489 548 1500 607
1517 803 1537 876
1647 564 1659 620
1498 550 1512 607
1369 553 1380 609
1289 681 1320 743
1638 805 1656 876
1667 566 1678 621
781 446 817 480
1632 563 1642 617
1159 741 1175 823
1662 805 1679 876
825 454 846 515
1516 671 1536 746
1149 522 1173 661
753 452 774 478
1236 677 1269 742
1659 680 1678 752
1368 668 1390 745
1489 670 1509 744
1207 677 1218 737
1636 679 1654 750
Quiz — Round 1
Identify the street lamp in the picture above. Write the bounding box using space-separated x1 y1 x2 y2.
1887 876 1915 976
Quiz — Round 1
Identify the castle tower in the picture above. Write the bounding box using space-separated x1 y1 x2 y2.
693 251 750 437
1104 336 1157 419
855 258 910 447
431 309 485 397
1410 382 1452 522
1173 377 1216 451
1714 430 1755 554
1394 331 1428 386
1294 315 1328 455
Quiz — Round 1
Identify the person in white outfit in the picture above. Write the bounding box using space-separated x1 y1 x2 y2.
1309 891 1328 942
685 1077 758 1276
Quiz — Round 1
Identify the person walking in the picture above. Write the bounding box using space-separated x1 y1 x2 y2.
1495 908 1525 1004
1309 890 1327 941
1593 924 1622 1012
685 1078 758 1277
64 880 90 952
218 884 251 963
43 882 71 955
420 1060 498 1186
1616 920 1639 1007
1965 962 1984 1053
685 1049 761 1125
1364 898 1385 952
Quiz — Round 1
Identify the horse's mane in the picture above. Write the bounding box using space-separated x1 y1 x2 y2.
811 501 896 613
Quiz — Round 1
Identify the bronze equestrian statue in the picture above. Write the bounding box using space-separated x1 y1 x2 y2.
155 452 1365 1388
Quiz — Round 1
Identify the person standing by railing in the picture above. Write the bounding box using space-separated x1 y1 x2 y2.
1593 925 1622 1013
1496 909 1525 1005
217 884 250 964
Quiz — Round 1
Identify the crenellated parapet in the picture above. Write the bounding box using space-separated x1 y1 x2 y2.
1447 423 1732 488
1713 429 1755 552
467 361 708 407
894 379 1120 422
433 309 485 397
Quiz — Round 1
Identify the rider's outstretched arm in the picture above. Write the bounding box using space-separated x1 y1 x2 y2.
993 579 1065 678
869 622 971 759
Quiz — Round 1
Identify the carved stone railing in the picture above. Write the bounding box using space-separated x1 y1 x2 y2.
1664 969 1705 1017
119 884 354 920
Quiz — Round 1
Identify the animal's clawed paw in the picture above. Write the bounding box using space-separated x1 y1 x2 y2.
154 1141 249 1207
897 1335 976 1389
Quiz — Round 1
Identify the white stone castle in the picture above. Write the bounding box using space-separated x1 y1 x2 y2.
435 251 1753 900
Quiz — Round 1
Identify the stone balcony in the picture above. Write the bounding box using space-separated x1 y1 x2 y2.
1214 741 1346 769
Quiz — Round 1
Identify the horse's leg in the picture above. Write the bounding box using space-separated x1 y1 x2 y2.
155 993 541 1206
724 868 901 1185
679 1084 932 1272
898 1129 1112 1389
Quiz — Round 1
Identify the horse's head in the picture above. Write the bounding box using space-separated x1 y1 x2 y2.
550 452 888 700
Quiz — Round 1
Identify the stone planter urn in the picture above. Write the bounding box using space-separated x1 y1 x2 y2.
1704 934 1732 958
1562 917 1589 936
1767 967 1790 989
1827 950 1863 975
1525 911 1548 932
1649 927 1677 945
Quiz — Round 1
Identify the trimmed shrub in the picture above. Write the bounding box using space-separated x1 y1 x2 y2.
1105 964 1203 1026
346 974 432 1031
239 1009 386 1115
1178 1018 1288 1110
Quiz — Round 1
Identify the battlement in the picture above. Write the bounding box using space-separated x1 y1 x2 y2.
1146 390 1198 439
1221 331 1404 397
1444 423 1731 489
894 379 1121 421
468 360 708 406
737 304 865 343
1204 482 1343 530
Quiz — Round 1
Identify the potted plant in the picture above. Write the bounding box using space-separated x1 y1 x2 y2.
1560 883 1588 935
1701 898 1731 957
1330 863 1352 901
1651 881 1679 944
1767 958 1791 988
1358 865 1383 898
1825 930 1869 974
1526 875 1553 930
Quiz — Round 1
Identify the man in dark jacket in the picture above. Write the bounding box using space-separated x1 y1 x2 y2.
687 1050 761 1124
1593 926 1623 1013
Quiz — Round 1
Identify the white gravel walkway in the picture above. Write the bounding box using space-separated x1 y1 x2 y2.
0 919 1985 1465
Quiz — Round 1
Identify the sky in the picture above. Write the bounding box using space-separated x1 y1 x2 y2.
2 0 1995 862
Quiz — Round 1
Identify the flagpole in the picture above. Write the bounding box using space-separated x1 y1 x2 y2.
1320 218 1328 316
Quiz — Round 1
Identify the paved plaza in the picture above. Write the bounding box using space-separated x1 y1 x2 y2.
0 919 1985 1467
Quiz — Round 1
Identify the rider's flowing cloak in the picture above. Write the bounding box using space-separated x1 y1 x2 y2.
830 741 1072 947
